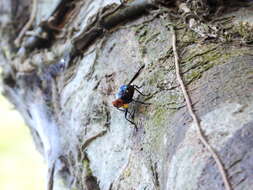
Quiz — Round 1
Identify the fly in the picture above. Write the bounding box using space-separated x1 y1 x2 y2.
112 65 150 130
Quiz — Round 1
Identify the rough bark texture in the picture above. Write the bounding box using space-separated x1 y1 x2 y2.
0 0 253 190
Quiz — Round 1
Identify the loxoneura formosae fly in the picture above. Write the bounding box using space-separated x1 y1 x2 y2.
112 65 150 130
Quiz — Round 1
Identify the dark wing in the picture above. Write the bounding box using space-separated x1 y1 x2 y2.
121 85 135 104
127 65 145 86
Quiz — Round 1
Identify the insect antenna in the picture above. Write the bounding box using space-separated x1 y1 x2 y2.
127 65 145 86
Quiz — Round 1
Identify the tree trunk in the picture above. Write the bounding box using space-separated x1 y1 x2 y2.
1 0 253 190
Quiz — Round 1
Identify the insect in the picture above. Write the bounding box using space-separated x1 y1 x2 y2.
112 65 150 130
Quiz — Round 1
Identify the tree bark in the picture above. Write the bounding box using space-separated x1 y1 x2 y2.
1 0 253 190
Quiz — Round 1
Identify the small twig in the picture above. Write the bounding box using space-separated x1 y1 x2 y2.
14 0 38 47
170 26 232 190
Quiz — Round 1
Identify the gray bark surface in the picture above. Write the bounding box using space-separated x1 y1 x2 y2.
0 0 253 190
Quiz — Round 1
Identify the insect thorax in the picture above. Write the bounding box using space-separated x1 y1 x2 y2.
115 85 134 104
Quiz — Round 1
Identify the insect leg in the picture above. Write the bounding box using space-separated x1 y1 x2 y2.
117 108 125 112
134 87 149 96
125 108 138 131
